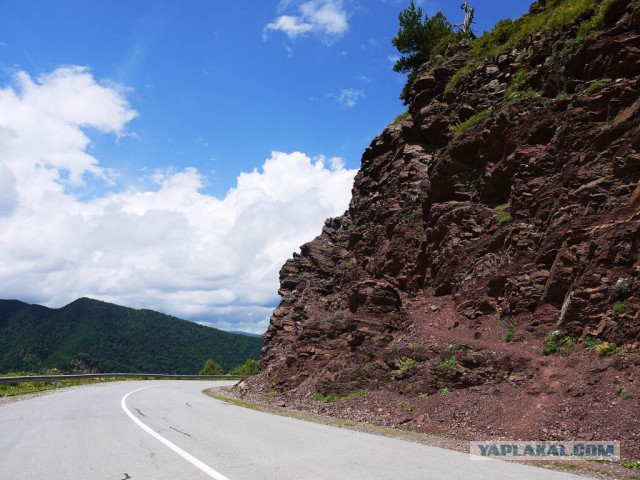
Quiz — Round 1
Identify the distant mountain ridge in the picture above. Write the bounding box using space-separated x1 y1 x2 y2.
0 297 262 374
230 331 262 338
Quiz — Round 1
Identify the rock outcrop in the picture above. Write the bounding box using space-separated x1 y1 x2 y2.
241 0 640 456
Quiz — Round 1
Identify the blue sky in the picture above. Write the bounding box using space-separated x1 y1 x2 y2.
0 0 533 333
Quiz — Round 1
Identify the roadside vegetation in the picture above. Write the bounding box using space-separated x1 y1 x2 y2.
312 390 369 403
0 372 146 397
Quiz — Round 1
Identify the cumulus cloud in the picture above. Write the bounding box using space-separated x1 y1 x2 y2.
0 67 357 334
327 88 365 108
264 0 349 43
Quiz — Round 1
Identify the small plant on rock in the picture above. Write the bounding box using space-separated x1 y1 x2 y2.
450 107 493 138
615 385 634 399
583 336 602 349
495 204 513 225
395 356 418 375
502 316 517 342
541 330 576 356
437 355 458 371
615 279 629 299
613 301 627 318
439 386 451 397
595 341 617 357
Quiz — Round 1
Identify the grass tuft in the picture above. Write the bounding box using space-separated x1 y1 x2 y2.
450 107 493 138
495 204 513 225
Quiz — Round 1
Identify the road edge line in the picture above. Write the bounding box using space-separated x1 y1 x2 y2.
121 386 231 480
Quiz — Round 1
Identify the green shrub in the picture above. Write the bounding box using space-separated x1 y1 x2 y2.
447 343 461 352
450 107 493 138
395 356 418 374
595 341 617 356
541 330 576 355
503 331 514 342
613 301 627 318
439 386 451 396
411 343 426 351
495 204 513 225
418 392 429 398
615 279 629 299
583 336 602 348
437 355 458 371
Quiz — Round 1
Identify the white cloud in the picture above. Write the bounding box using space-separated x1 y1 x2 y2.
264 0 349 44
327 88 365 108
0 67 357 334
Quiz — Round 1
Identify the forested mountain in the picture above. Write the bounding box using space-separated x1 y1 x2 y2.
0 298 262 374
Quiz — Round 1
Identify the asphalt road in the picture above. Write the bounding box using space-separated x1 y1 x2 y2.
0 380 592 480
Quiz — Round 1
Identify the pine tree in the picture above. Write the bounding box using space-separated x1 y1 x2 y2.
392 1 452 104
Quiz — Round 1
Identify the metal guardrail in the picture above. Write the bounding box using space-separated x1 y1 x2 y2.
0 373 249 384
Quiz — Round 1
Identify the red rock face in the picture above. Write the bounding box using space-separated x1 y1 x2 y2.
241 0 640 456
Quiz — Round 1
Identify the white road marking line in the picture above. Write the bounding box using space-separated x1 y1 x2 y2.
121 386 231 480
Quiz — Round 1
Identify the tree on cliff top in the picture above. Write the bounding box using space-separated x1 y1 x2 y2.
392 1 452 104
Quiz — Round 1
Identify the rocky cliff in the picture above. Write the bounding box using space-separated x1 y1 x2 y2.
240 0 640 457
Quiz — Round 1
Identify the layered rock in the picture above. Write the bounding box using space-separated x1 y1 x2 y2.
240 0 640 455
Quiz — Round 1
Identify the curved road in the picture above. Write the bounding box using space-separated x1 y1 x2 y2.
0 381 591 479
